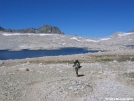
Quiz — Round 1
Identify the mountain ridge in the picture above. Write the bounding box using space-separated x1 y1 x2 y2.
0 25 64 34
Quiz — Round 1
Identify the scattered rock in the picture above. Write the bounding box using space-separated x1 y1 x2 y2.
98 70 103 74
0 61 3 65
18 68 29 71
1 57 134 101
113 60 117 62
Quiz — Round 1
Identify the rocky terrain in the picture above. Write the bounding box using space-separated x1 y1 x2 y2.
0 31 134 51
0 31 134 101
0 51 134 101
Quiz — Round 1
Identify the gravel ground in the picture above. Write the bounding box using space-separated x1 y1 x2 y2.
0 52 134 101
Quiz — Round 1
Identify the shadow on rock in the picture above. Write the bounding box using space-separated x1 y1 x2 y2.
78 74 85 77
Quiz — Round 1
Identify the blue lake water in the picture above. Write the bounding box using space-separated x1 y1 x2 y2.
0 47 100 60
126 45 134 48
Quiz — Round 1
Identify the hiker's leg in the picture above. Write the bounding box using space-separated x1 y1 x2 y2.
75 67 78 77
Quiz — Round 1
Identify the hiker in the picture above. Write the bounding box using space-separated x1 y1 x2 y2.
73 60 82 77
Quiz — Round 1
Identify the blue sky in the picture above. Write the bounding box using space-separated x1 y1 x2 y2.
0 0 134 38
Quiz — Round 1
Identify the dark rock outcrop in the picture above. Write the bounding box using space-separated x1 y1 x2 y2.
0 25 64 34
37 25 63 34
0 26 5 31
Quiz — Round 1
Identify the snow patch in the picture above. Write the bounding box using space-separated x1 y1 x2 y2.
85 39 98 42
39 34 54 36
84 38 110 42
118 33 133 37
100 38 111 41
3 33 55 36
3 33 21 36
70 37 80 41
59 43 66 46
70 37 77 40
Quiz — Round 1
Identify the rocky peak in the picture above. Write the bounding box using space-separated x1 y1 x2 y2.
0 26 5 31
110 32 124 39
0 25 64 34
37 25 63 34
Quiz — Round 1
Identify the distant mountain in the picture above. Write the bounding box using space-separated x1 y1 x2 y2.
0 25 64 34
128 29 134 32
